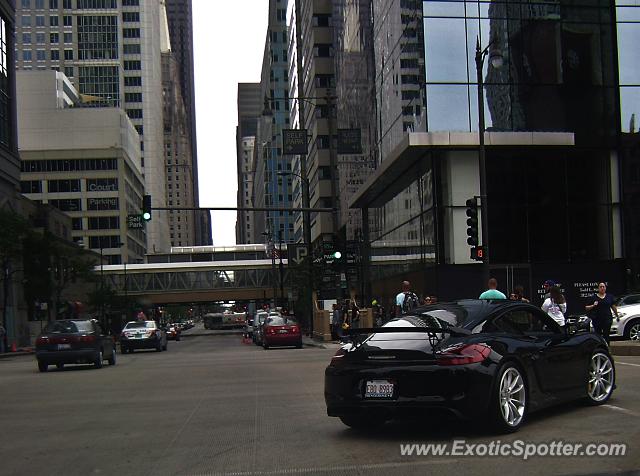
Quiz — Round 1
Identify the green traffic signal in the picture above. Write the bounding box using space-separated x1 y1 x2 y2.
142 194 152 222
333 251 342 259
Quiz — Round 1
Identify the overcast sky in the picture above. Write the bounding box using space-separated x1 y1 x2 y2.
192 1 269 246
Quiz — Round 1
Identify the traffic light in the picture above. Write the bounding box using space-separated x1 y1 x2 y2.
142 194 152 221
470 245 484 261
332 251 342 260
466 197 479 247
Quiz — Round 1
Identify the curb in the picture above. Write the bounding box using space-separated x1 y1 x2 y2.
610 343 640 356
0 351 34 359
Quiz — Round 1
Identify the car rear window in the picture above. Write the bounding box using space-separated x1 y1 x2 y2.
267 316 297 326
43 321 93 333
124 321 156 329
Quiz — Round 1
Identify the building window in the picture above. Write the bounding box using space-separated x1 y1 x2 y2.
36 50 46 61
21 16 32 27
63 49 73 60
124 60 141 70
125 92 142 102
125 76 142 87
35 15 45 27
47 179 81 193
62 15 72 27
49 0 58 8
122 28 140 38
50 16 59 26
23 50 33 61
77 15 118 60
49 32 59 43
123 43 141 55
122 12 139 22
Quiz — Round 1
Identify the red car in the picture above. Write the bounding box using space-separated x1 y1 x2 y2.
262 316 303 349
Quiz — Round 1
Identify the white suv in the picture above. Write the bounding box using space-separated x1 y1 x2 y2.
610 295 640 340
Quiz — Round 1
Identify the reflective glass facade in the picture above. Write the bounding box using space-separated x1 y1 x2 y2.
423 0 618 146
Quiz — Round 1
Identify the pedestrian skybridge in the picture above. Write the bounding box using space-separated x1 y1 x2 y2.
99 244 433 304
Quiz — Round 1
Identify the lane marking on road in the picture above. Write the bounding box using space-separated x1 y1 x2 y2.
615 361 640 368
603 404 640 418
199 459 459 476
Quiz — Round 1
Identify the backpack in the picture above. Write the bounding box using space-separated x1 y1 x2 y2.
402 292 419 314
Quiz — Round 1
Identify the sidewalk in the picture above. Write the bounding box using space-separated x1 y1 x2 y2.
610 340 640 356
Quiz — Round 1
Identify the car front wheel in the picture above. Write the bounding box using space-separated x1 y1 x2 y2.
624 319 640 341
38 361 48 372
586 351 615 405
489 363 527 433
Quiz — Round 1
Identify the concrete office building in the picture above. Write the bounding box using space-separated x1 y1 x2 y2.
236 83 260 244
164 0 210 246
161 38 196 247
17 70 146 265
16 0 171 253
287 0 337 247
349 0 640 305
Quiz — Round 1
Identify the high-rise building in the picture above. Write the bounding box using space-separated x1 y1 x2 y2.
164 0 210 245
15 0 171 254
162 49 195 248
236 83 260 244
0 0 19 204
348 0 640 303
253 0 294 245
287 0 337 248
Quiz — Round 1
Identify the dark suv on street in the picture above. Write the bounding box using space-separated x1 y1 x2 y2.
35 319 116 372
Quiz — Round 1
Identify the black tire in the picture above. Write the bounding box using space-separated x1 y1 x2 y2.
128 348 134 354
339 414 387 430
94 350 103 369
623 318 640 341
585 351 615 405
263 342 269 350
56 363 64 370
108 349 116 365
488 362 527 433
38 361 48 372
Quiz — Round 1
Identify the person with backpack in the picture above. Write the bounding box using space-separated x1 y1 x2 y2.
396 281 420 316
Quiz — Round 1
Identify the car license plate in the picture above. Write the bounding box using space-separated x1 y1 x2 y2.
57 344 71 350
365 380 394 398
278 329 288 333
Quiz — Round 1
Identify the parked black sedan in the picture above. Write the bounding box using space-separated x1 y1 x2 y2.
325 299 615 433
35 319 116 372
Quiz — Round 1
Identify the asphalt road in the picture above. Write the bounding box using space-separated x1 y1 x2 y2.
1 334 639 476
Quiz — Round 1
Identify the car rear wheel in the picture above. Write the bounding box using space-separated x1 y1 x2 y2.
624 319 640 341
586 351 614 405
263 342 269 350
38 361 48 372
489 363 527 433
108 349 116 365
94 350 103 369
339 414 387 430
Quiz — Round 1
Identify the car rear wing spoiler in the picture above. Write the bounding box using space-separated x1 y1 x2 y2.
346 326 471 337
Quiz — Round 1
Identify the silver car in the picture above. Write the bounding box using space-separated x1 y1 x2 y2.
610 296 640 340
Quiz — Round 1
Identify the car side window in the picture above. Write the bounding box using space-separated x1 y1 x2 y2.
500 309 558 334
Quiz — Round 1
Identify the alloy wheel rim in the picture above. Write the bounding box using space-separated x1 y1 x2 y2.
588 353 614 401
629 324 640 341
499 367 526 427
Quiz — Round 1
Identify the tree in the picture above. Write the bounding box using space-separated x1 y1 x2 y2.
0 209 29 346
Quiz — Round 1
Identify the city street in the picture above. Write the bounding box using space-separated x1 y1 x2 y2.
1 334 639 476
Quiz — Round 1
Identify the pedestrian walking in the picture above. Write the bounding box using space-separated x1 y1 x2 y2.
0 323 6 353
479 278 507 299
509 285 530 302
330 304 341 340
585 282 619 344
396 280 420 316
348 300 360 329
542 285 567 327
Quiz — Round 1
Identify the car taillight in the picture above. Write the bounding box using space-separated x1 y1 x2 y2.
330 347 347 366
36 336 49 345
267 327 276 335
436 343 491 366
290 326 299 334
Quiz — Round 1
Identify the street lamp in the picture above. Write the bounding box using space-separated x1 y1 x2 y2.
475 36 503 284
